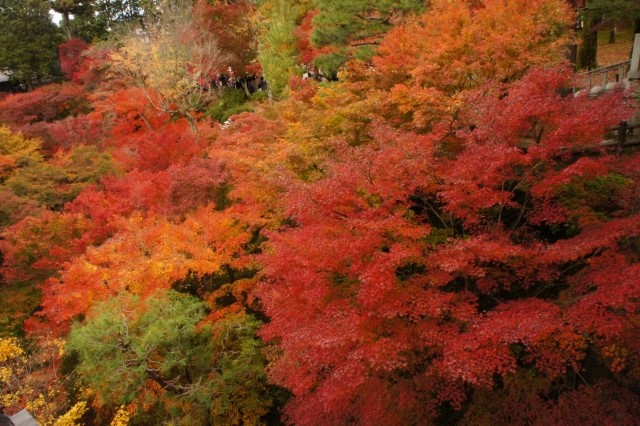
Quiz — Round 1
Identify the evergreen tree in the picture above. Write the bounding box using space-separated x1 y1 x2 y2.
257 0 301 97
66 291 274 424
0 0 62 86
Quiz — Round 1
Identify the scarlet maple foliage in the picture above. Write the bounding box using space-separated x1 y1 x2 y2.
1 0 639 423
0 84 90 128
90 87 166 139
256 66 640 424
295 11 333 66
196 0 257 78
22 113 109 153
0 211 93 284
107 119 208 171
71 45 117 88
58 38 90 81
84 86 210 171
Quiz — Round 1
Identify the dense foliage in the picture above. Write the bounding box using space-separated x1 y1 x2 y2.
1 0 639 425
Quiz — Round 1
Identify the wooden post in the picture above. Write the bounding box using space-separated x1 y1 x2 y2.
628 33 640 79
617 121 627 154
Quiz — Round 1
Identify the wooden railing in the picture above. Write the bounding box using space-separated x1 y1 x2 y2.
580 60 631 92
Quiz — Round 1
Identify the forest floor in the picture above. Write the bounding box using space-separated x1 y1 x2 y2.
597 25 634 66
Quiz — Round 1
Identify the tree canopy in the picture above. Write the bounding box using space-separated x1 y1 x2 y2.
0 0 639 424
0 0 62 85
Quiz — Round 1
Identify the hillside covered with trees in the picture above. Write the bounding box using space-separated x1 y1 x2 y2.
1 0 640 425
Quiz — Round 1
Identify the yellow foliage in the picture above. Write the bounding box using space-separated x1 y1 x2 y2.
110 406 131 426
53 401 88 426
0 337 24 362
0 126 42 177
53 339 66 357
2 337 71 425
0 337 26 408
25 392 58 425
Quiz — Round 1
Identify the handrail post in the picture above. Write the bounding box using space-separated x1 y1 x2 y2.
617 121 627 154
628 33 640 79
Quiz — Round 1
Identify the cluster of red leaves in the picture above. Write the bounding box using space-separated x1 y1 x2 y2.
22 113 109 153
0 84 90 127
0 212 92 284
294 11 334 66
256 66 640 423
7 110 287 339
58 38 90 81
0 10 292 423
28 207 253 335
1 0 639 423
196 0 257 77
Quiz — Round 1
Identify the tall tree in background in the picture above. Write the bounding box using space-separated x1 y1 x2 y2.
93 0 156 29
49 0 94 40
0 0 62 87
576 0 640 69
66 0 162 41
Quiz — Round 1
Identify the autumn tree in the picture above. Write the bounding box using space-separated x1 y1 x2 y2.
197 0 258 88
0 83 90 128
58 39 90 81
256 68 639 423
253 0 639 415
0 212 93 284
370 0 572 131
0 336 75 424
3 145 115 210
110 0 228 127
0 126 42 180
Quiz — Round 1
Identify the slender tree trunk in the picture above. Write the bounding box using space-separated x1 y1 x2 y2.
242 79 251 97
609 26 616 44
185 111 198 133
62 12 72 40
579 21 598 69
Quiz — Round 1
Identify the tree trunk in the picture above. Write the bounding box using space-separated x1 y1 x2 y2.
578 22 598 70
242 79 251 97
609 26 616 44
62 12 73 40
185 111 198 133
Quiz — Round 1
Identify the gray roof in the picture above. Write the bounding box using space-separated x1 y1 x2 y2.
10 409 39 426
